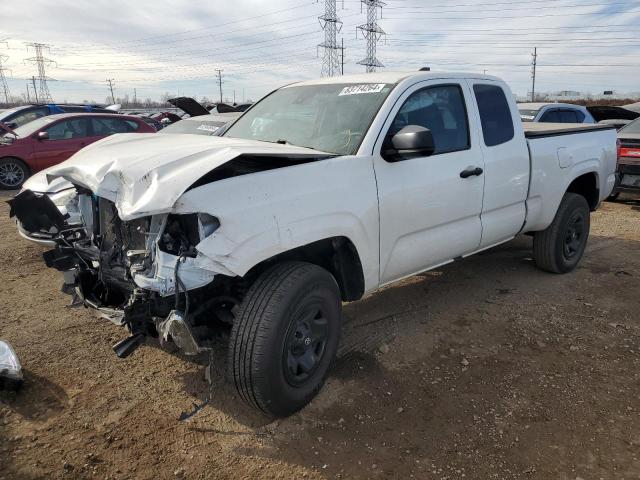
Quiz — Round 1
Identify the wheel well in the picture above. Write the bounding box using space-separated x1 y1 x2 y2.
246 237 365 302
0 156 31 175
567 172 599 211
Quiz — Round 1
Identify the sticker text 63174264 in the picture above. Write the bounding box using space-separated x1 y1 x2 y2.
338 84 386 96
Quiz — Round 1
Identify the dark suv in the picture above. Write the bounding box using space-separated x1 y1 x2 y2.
0 104 116 129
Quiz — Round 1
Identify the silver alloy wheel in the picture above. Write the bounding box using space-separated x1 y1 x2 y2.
0 161 25 188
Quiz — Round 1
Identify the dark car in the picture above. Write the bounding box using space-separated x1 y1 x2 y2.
609 118 640 199
0 113 155 189
0 104 117 129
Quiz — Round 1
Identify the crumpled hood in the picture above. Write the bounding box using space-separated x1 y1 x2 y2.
44 133 328 220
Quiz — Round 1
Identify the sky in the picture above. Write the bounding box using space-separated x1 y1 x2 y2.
1 0 639 104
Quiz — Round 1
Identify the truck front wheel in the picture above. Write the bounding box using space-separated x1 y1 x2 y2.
227 261 342 417
533 192 590 273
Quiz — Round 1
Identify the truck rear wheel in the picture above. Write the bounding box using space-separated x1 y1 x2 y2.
227 261 342 417
533 192 590 274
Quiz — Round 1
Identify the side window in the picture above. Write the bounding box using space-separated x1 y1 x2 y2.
574 110 585 123
9 107 48 127
91 117 137 136
473 84 515 146
386 84 469 156
540 109 560 123
45 118 90 140
559 110 578 123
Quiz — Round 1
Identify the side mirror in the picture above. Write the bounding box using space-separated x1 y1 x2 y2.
384 125 435 161
37 131 49 140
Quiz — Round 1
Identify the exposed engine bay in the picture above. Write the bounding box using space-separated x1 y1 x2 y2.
9 187 243 358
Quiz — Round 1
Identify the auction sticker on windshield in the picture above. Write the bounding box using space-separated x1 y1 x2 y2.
339 84 386 96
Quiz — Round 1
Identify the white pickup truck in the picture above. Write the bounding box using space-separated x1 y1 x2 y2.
9 72 617 417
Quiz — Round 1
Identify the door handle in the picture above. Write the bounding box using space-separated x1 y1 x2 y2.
460 167 483 178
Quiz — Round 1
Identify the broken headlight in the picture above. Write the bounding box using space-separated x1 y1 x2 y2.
159 213 219 257
49 188 77 207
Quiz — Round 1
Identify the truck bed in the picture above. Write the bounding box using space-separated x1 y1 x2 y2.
524 122 615 138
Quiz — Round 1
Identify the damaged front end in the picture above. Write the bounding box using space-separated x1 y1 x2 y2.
9 188 240 358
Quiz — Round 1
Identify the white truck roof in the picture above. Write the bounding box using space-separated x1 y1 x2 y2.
289 71 503 87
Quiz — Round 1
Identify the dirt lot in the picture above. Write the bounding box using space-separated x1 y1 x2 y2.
1 193 639 480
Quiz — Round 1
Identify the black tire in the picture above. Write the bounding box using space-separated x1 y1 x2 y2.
533 192 590 274
0 157 30 190
227 261 342 417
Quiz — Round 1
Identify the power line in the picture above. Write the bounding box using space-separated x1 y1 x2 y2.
106 78 115 103
531 47 537 102
318 0 344 77
24 42 55 103
357 0 386 72
216 69 223 103
0 39 11 103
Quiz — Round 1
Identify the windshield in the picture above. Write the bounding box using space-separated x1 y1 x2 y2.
11 116 55 138
620 117 640 134
159 118 227 135
223 83 395 155
519 109 539 121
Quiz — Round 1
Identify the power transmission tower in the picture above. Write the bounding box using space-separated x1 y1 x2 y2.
216 69 223 103
106 78 116 104
0 41 11 104
24 42 55 103
318 0 343 77
530 47 537 102
356 0 385 73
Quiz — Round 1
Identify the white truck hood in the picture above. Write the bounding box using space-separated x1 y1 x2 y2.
43 133 329 220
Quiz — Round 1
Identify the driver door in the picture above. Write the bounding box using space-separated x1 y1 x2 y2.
373 81 485 284
32 118 92 170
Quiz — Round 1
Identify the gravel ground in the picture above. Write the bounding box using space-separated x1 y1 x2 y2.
1 193 639 480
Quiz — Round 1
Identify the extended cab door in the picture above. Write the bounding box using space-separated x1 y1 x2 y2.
469 82 530 248
373 81 485 284
32 117 92 170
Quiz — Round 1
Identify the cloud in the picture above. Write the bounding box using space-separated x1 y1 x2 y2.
1 0 639 103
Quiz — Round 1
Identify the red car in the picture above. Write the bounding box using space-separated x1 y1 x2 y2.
0 113 156 189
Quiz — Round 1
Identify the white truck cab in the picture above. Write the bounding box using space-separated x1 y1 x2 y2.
10 72 618 417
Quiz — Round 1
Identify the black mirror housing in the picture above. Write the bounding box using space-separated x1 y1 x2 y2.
37 131 49 140
385 125 435 161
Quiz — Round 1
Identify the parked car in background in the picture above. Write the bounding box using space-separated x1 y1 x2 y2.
0 113 155 189
0 103 117 129
233 103 253 112
609 117 640 199
518 102 596 123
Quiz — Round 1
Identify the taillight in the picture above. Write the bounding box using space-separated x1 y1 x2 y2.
619 147 640 158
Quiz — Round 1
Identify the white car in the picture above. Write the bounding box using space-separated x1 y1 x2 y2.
10 72 617 417
518 102 596 123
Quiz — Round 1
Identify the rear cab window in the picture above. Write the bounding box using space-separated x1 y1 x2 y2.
473 84 515 146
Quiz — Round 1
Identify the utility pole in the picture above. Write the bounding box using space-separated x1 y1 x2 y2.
341 37 344 75
357 0 386 73
24 42 55 102
106 78 115 104
318 0 343 77
216 69 223 103
133 88 137 106
530 47 537 102
0 39 11 104
31 76 38 103
26 83 30 103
